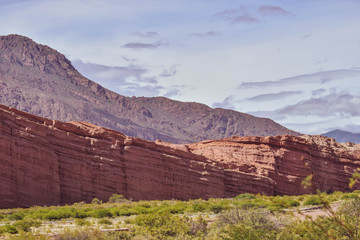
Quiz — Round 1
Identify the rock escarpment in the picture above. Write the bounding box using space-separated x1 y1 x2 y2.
188 135 360 195
0 104 359 208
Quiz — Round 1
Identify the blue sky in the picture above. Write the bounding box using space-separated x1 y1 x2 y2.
1 0 360 134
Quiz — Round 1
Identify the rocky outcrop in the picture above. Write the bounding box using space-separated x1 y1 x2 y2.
0 104 359 208
188 135 360 195
0 34 299 144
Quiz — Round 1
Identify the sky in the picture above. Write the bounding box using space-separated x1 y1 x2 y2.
1 0 360 134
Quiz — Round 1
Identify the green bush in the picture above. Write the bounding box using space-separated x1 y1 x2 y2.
42 209 71 220
2 224 18 234
134 212 190 238
91 198 102 205
288 200 300 207
218 208 279 240
210 204 225 214
192 202 208 212
108 193 126 203
235 193 256 200
94 208 112 218
13 219 41 232
73 209 89 219
303 196 322 206
9 212 25 221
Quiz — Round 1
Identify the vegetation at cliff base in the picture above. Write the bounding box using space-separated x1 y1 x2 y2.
0 191 359 239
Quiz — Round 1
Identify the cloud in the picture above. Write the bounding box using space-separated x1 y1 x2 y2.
163 88 181 98
122 41 166 50
159 65 177 77
212 95 236 110
190 31 220 37
247 91 302 101
215 8 239 18
238 69 360 89
72 60 184 98
132 31 159 38
312 88 327 97
277 92 360 117
231 15 259 24
215 7 259 24
257 5 294 17
73 60 147 81
250 92 360 122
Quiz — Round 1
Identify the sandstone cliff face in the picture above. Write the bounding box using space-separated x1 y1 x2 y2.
1 104 359 209
0 34 299 144
188 135 360 195
0 104 272 208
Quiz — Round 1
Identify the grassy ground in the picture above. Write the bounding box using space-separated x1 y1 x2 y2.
0 191 360 239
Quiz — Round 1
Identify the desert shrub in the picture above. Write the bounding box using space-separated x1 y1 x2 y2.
133 206 151 214
288 200 300 207
54 228 95 240
42 209 72 220
158 203 187 214
94 208 112 218
303 195 322 206
108 193 126 203
134 212 190 238
218 208 279 240
188 215 208 236
210 204 225 214
91 198 102 205
238 201 258 210
13 219 41 232
72 209 89 219
116 209 136 217
341 193 359 200
9 212 25 221
235 193 256 200
192 202 208 212
1 224 18 234
75 218 91 226
98 218 113 225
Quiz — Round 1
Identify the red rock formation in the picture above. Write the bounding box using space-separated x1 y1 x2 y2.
188 135 360 195
0 104 360 208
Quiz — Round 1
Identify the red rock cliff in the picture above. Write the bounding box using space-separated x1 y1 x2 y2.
0 104 359 208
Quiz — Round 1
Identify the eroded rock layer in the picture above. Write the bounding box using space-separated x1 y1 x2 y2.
1 104 359 208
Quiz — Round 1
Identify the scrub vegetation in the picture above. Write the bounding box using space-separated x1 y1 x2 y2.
0 191 359 239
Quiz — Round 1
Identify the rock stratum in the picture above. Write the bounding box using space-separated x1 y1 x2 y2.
0 34 298 143
1 104 360 208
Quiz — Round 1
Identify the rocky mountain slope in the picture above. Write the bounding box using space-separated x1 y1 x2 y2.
0 34 298 143
322 129 360 143
1 104 359 208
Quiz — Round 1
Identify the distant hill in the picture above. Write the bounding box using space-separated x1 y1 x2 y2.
0 34 299 143
321 129 360 143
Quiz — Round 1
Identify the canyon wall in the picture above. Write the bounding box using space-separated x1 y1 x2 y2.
0 104 359 208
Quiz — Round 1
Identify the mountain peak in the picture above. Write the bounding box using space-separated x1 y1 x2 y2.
0 34 76 75
0 34 299 143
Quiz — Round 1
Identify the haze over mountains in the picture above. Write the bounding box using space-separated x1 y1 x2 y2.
0 34 298 143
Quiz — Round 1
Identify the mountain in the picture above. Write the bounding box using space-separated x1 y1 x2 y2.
1 104 359 208
322 129 360 143
0 34 299 143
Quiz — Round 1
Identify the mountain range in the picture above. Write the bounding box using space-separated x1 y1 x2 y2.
0 34 298 143
322 129 360 144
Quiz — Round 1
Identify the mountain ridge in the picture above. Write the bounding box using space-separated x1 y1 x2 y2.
322 129 360 143
0 34 299 143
